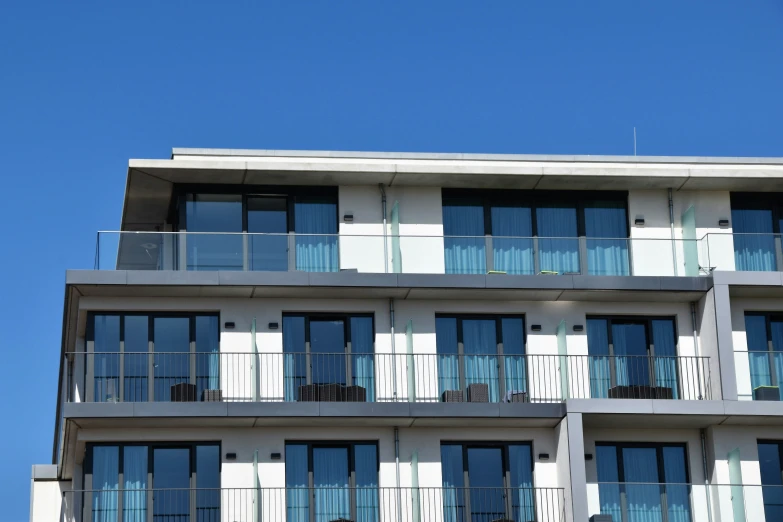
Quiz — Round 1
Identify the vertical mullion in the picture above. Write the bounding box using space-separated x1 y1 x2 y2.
462 446 471 522
617 446 629 522
503 447 513 520
117 446 124 522
768 315 779 388
608 321 618 389
305 317 312 386
648 320 656 389
148 316 155 402
350 446 357 522
458 319 466 400
497 318 506 402
146 449 153 522
190 317 197 390
309 445 316 522
119 317 125 403
346 318 352 387
657 447 669 522
190 447 197 522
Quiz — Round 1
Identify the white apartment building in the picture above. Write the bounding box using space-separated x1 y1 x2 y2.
29 149 783 522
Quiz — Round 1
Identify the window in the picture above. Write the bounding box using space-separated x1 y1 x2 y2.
730 193 783 271
596 442 691 522
436 315 526 403
441 190 629 276
283 314 375 402
440 442 534 522
285 442 379 522
88 313 219 403
179 187 338 272
758 441 783 521
745 313 783 400
586 317 679 399
85 442 220 522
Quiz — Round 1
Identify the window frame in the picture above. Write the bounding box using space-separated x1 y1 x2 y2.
85 312 221 402
744 312 783 389
435 314 527 401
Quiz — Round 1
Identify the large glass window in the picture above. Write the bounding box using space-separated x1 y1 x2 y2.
596 442 692 522
180 188 338 272
285 442 379 522
88 313 220 403
586 317 679 399
283 314 375 402
436 315 526 403
745 313 783 401
440 442 533 522
731 193 782 271
442 190 629 276
86 442 220 522
759 441 783 521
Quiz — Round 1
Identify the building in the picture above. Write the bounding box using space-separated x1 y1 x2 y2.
29 148 783 522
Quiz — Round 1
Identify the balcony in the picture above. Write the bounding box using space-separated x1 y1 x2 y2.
60 486 567 522
96 231 711 277
68 352 712 404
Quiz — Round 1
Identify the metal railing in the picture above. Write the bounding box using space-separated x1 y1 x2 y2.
95 230 705 277
734 350 783 401
68 352 712 404
61 487 566 522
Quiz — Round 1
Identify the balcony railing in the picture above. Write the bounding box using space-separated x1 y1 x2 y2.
96 231 706 277
734 350 783 401
61 487 567 522
68 352 712 404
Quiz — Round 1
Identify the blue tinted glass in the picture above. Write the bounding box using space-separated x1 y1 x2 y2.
759 443 783 486
443 203 486 274
92 446 119 522
467 448 505 522
248 197 288 271
491 206 533 275
313 447 350 522
436 318 460 398
612 323 650 386
732 208 776 271
124 316 148 403
310 320 346 385
283 317 307 401
584 201 630 276
440 445 466 522
536 205 579 274
286 444 310 522
294 198 338 272
463 320 499 401
93 316 120 403
186 194 243 271
153 449 190 521
123 446 147 522
153 317 190 402
355 445 379 522
587 319 611 398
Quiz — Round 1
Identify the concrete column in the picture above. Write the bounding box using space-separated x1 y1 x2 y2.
567 412 588 522
713 283 738 400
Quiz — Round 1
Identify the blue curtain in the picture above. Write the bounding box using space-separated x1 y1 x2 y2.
295 199 338 272
286 445 310 522
732 209 776 271
623 447 663 522
536 206 579 274
441 445 465 522
585 203 630 276
502 318 527 399
596 446 622 522
94 315 120 403
663 447 692 522
443 204 486 274
351 317 375 402
313 448 350 522
587 319 611 398
284 317 306 401
123 446 147 522
463 320 499 402
436 318 460 399
652 320 678 399
508 445 534 522
746 315 773 396
92 446 119 522
491 206 534 275
355 445 379 522
612 323 650 388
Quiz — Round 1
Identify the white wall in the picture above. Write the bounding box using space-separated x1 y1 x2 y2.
30 480 69 522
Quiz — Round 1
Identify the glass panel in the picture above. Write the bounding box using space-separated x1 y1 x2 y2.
247 197 289 271
436 317 460 400
463 319 499 402
153 317 191 402
283 317 306 401
728 448 746 522
622 447 663 522
596 446 622 522
196 446 220 522
557 319 569 399
153 448 190 522
286 445 310 522
355 445 379 522
294 198 338 272
443 203 486 274
185 194 243 271
94 315 120 403
501 318 527 401
92 446 119 522
746 315 773 396
441 445 465 522
732 208 776 271
681 205 699 277
612 323 650 388
123 446 147 522
508 445 534 522
587 319 611 398
313 447 350 522
585 200 630 276
391 201 402 274
663 447 692 522
652 319 679 399
466 448 505 522
310 320 346 386
195 316 220 400
772 320 783 400
124 316 148 402
351 317 375 402
491 206 533 275
537 204 579 274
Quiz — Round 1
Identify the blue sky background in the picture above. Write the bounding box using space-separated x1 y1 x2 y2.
1 1 783 519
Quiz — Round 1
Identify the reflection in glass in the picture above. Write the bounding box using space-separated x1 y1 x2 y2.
732 208 776 271
153 317 191 401
537 205 579 274
313 447 350 522
466 448 505 522
612 323 650 387
124 316 148 402
443 203 486 274
92 446 119 522
585 201 630 276
491 206 533 275
185 194 243 271
248 197 288 271
153 448 190 522
310 320 346 386
94 316 120 403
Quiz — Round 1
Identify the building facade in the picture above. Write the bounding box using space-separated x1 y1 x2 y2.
29 148 783 522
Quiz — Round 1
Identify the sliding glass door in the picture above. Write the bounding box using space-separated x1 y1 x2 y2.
745 313 783 400
247 196 288 271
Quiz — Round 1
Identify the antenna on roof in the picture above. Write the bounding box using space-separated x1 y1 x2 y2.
633 127 637 156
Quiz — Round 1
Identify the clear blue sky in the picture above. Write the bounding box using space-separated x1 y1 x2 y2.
1 1 782 519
